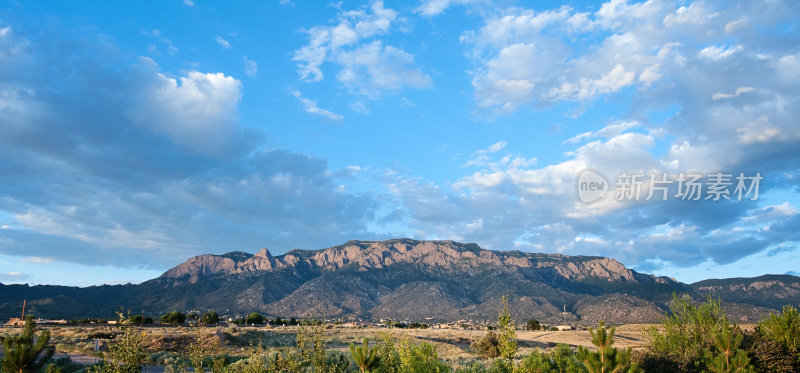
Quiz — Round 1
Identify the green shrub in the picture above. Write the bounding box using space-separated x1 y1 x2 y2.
350 338 380 373
201 311 220 325
396 339 450 373
642 294 729 372
576 321 641 373
497 296 518 362
245 313 264 325
700 324 753 373
161 311 186 325
1 318 55 373
525 319 540 331
741 327 795 373
472 331 500 359
91 311 148 373
758 304 800 368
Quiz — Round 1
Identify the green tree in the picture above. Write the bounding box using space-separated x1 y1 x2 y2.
201 311 220 325
526 319 540 331
375 333 401 373
643 294 729 372
161 311 186 324
1 318 55 373
498 295 518 363
245 313 264 325
92 311 148 373
758 305 800 360
701 324 753 373
296 320 327 370
350 338 380 373
577 321 640 373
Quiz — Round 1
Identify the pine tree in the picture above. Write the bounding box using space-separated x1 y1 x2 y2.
350 338 380 373
577 321 640 373
702 325 754 373
1 318 55 373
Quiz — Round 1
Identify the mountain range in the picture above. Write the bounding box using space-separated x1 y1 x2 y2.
2 239 799 324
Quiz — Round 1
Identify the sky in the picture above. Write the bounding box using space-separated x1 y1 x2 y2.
0 0 799 287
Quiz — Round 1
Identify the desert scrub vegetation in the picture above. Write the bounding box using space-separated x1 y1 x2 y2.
4 297 800 373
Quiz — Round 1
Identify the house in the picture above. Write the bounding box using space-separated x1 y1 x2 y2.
555 325 574 331
6 318 25 326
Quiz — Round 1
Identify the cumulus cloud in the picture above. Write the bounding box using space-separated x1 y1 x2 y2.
127 68 243 155
0 23 374 269
293 1 430 97
461 0 799 115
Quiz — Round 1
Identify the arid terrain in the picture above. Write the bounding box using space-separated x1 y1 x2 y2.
2 324 662 365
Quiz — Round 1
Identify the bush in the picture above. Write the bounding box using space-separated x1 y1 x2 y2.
201 311 220 325
497 296 518 362
472 331 500 359
245 312 265 325
129 315 154 325
741 326 795 373
350 338 380 373
577 321 641 373
758 304 800 368
93 311 148 373
396 339 450 373
642 294 729 372
525 319 540 331
161 311 186 325
700 324 753 373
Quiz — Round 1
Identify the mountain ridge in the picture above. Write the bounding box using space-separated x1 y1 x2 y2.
2 239 798 324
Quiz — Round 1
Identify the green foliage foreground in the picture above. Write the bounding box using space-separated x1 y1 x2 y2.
3 297 800 373
1 318 55 373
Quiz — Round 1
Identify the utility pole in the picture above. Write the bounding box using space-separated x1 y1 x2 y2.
21 299 26 322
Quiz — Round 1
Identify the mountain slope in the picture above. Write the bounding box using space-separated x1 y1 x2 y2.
1 239 797 323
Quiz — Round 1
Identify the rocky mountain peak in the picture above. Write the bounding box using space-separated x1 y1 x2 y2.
158 239 666 286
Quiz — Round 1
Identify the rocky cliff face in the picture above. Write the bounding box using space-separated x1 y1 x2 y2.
160 238 672 286
3 239 795 323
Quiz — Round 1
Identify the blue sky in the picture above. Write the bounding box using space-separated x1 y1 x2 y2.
1 0 799 286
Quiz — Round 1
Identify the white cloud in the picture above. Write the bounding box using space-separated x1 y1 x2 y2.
414 0 483 17
335 41 431 97
712 86 754 100
460 0 788 114
183 0 194 6
564 121 639 144
698 45 742 61
724 18 749 33
350 101 370 115
488 141 506 152
293 1 430 97
548 64 636 101
127 67 243 154
290 89 344 121
243 56 258 77
215 36 231 49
